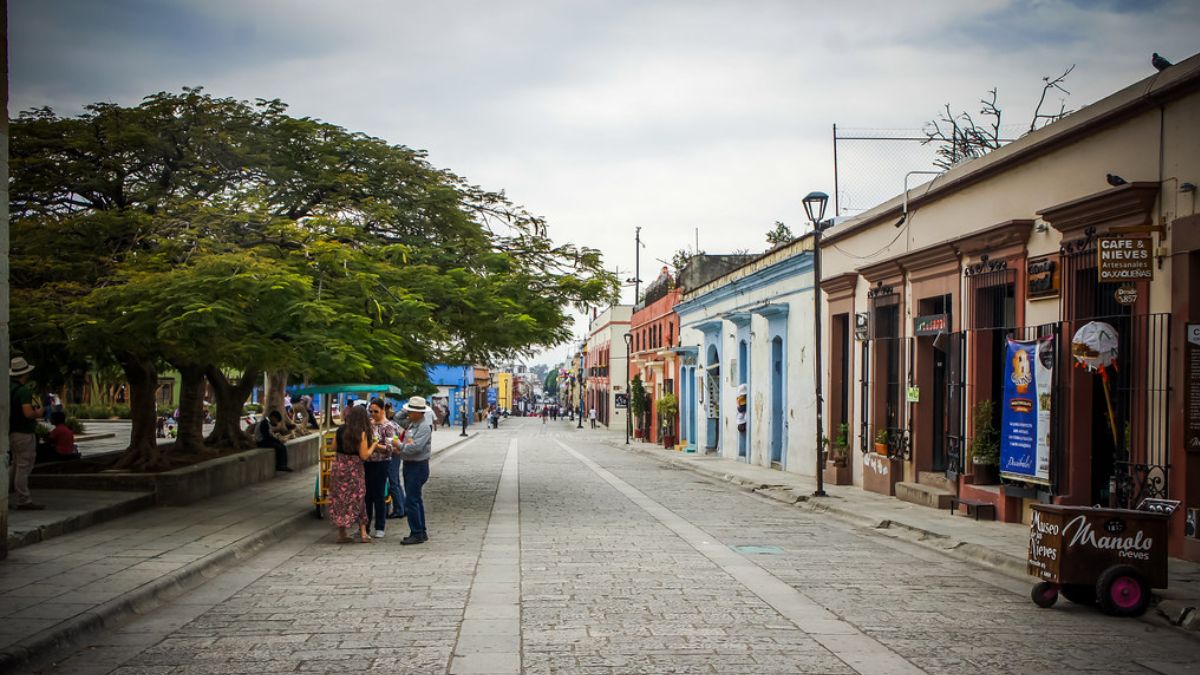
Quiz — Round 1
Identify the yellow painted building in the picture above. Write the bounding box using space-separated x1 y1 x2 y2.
497 372 513 411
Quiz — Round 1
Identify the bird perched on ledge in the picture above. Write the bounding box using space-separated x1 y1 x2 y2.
1106 173 1128 187
1152 53 1173 72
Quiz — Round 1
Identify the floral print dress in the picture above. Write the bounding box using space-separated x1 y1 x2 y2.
329 428 368 528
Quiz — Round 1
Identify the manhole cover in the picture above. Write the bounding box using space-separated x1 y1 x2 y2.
731 544 784 555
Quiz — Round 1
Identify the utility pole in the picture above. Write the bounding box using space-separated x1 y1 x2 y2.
634 226 642 304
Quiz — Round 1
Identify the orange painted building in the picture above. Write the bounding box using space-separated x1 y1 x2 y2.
629 268 682 444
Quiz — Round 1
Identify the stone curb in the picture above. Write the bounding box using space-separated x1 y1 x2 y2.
0 505 314 674
604 438 1200 635
6 492 156 552
74 432 116 442
0 430 480 673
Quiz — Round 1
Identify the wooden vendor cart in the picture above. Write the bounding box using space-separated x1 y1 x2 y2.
291 383 405 519
1027 500 1178 617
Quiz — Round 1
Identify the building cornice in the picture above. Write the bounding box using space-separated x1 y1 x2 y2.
1037 182 1159 233
820 272 858 298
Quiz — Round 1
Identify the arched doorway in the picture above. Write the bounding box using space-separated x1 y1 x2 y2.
738 340 749 459
706 345 720 451
770 336 784 465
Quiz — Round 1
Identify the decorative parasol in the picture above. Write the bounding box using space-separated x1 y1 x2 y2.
1071 321 1120 448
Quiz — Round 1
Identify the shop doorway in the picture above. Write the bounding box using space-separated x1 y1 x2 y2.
770 336 784 466
705 346 720 450
738 340 749 459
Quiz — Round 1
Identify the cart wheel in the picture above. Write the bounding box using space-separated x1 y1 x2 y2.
1060 584 1097 605
1031 582 1059 608
1096 565 1150 617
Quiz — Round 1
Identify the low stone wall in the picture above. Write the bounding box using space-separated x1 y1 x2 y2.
31 433 321 506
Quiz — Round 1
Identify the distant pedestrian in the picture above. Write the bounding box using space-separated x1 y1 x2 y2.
330 405 374 544
589 407 597 429
541 407 548 424
396 396 433 545
9 357 44 510
255 410 293 472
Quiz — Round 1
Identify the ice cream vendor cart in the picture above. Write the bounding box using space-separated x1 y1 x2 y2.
1027 499 1178 617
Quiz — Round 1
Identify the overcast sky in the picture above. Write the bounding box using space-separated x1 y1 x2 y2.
11 0 1199 367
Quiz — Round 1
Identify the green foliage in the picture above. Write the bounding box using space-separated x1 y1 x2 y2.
874 427 889 445
671 249 703 273
765 221 793 246
11 88 620 462
543 370 558 396
834 422 849 448
655 393 678 426
969 400 1000 466
629 375 647 429
65 403 132 419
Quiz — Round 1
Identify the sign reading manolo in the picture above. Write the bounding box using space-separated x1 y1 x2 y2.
1097 235 1153 282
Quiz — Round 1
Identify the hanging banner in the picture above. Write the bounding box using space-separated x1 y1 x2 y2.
1000 337 1054 484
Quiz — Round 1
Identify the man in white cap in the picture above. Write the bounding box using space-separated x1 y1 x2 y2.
9 357 45 510
395 395 433 545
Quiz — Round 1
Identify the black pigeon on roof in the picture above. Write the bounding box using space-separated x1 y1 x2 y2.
1107 173 1128 187
1152 53 1173 72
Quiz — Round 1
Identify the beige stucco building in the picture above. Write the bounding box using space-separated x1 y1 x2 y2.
818 52 1200 559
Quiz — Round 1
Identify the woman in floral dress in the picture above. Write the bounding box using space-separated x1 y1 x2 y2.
330 405 378 543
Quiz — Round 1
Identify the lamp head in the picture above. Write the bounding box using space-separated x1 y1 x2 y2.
803 191 829 227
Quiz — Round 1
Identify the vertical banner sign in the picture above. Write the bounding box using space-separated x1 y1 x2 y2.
1186 324 1200 452
1000 337 1054 484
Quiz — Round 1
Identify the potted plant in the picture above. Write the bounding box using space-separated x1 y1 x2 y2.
823 423 852 485
630 375 647 439
873 427 889 455
656 394 679 448
969 399 1000 484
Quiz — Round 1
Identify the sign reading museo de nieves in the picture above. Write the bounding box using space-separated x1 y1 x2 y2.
1000 337 1054 484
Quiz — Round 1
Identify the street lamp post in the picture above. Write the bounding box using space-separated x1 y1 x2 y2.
460 364 469 437
623 332 632 445
803 191 830 498
577 344 586 429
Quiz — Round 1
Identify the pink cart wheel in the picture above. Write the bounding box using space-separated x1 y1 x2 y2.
1096 565 1150 617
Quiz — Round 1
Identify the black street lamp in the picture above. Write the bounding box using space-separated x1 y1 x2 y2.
460 364 469 437
803 191 830 498
623 332 633 445
577 344 586 429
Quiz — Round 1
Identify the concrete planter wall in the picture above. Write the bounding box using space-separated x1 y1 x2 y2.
31 434 320 506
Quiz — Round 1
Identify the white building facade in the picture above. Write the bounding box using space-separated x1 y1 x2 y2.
675 238 817 474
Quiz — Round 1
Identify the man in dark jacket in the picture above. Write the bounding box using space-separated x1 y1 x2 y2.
255 410 293 472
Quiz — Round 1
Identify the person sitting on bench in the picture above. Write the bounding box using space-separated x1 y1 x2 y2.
38 411 81 463
255 410 293 472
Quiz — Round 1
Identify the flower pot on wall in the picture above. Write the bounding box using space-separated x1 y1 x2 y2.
823 459 852 486
874 442 888 455
972 461 1000 485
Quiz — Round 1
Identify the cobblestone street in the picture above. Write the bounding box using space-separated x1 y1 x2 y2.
27 418 1200 675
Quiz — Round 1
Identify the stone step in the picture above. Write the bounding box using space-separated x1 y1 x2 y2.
896 481 955 510
918 471 955 492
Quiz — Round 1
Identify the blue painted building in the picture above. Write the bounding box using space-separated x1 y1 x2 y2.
675 239 817 475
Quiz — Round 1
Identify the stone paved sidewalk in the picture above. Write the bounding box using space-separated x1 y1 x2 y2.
0 429 479 672
578 423 1200 632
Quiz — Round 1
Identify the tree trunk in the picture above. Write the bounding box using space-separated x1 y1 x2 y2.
113 353 167 471
171 363 210 455
265 370 288 420
205 366 258 450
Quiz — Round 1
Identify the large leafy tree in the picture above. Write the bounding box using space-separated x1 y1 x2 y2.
11 89 617 469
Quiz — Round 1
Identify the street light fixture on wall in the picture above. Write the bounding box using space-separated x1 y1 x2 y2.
803 191 830 498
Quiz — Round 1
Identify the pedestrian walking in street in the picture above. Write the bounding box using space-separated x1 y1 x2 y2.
330 405 374 544
396 395 433 545
589 407 597 429
366 399 400 537
9 357 44 510
541 406 548 424
254 410 294 472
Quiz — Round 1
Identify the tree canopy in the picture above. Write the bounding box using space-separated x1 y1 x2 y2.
11 88 618 467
